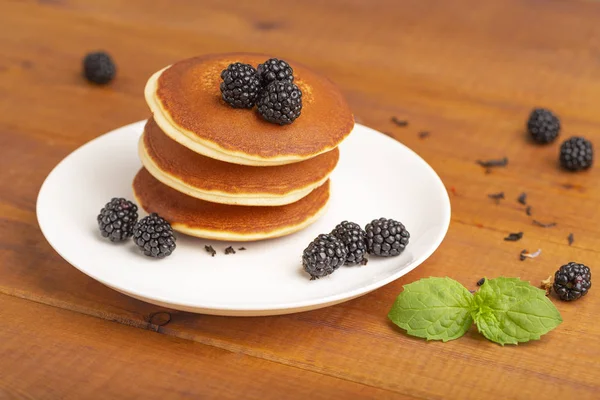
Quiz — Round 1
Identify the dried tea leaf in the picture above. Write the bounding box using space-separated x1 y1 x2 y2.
391 116 409 127
504 232 523 241
224 246 236 255
205 245 216 257
477 157 508 168
541 275 554 296
533 220 557 228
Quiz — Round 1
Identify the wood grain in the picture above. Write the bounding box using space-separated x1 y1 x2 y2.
1 0 600 398
0 294 399 399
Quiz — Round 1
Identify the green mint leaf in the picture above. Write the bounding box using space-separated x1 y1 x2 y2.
388 277 474 342
472 277 562 345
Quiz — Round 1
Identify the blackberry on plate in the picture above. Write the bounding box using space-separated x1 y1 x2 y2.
220 62 261 108
133 213 176 258
527 108 560 144
553 262 591 301
559 136 594 171
302 234 348 280
257 80 302 125
331 221 367 265
97 198 138 242
83 51 116 84
365 218 410 257
257 58 294 86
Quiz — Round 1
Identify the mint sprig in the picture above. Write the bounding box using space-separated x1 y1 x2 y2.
388 277 474 342
388 277 562 345
472 277 563 345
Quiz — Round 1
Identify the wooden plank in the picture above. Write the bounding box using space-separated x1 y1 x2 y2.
1 0 600 399
0 294 402 399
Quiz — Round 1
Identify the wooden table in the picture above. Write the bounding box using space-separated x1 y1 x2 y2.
2 1 600 398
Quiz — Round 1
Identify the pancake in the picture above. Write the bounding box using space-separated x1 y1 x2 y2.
145 53 354 166
133 168 330 241
139 118 339 206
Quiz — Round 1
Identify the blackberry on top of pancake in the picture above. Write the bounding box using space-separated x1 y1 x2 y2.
144 53 354 166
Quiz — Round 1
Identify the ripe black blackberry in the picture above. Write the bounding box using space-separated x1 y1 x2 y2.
365 218 410 257
302 234 348 280
83 52 116 84
219 62 261 108
257 81 302 125
133 213 176 258
97 198 138 242
257 58 294 86
331 221 367 265
527 108 560 144
553 262 591 301
559 136 594 171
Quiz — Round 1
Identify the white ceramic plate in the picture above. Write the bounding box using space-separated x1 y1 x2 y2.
37 121 450 316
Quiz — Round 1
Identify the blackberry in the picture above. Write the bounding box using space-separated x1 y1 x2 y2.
97 198 138 242
257 81 302 125
559 136 594 171
83 52 116 84
365 218 410 257
302 234 347 280
220 62 260 108
133 213 176 258
527 108 560 144
257 58 294 86
331 221 367 265
553 262 591 301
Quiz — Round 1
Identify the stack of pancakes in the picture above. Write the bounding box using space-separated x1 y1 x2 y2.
133 53 354 241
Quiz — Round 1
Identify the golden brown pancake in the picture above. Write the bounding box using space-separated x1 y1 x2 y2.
139 118 339 206
133 168 330 241
145 53 354 166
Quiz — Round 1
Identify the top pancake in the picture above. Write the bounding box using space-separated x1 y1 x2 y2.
145 53 354 166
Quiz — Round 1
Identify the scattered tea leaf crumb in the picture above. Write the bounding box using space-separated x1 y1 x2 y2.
224 246 236 255
238 247 246 251
391 116 409 127
488 192 505 202
360 258 369 266
520 249 542 261
418 131 430 139
567 233 574 246
525 206 532 216
504 232 523 241
517 192 527 205
476 278 485 286
205 245 216 257
533 220 557 228
476 157 508 168
541 275 554 296
449 186 457 195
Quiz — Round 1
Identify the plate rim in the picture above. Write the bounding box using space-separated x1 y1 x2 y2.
37 120 451 314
